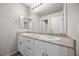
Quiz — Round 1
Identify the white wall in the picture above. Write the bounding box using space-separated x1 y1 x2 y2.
67 3 79 55
40 11 63 33
0 3 27 55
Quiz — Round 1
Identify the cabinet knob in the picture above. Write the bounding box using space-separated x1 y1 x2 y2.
20 41 22 45
27 47 31 50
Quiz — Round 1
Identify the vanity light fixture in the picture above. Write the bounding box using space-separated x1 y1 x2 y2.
19 16 25 19
31 3 44 9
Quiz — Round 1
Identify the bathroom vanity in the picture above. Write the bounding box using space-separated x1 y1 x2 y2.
17 32 76 56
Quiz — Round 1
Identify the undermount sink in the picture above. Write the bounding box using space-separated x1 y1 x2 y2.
39 35 61 41
22 33 41 37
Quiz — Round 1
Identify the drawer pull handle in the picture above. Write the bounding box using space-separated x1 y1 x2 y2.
27 47 31 50
45 54 48 56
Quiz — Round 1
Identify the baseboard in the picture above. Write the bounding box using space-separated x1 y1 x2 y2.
6 50 18 56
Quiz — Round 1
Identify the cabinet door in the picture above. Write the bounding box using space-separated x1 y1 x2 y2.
34 45 45 56
45 49 58 56
18 36 34 56
18 36 26 55
45 43 68 56
67 48 74 56
34 40 45 56
23 47 33 56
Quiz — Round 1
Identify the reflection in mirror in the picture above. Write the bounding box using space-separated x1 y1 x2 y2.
40 11 64 34
50 15 63 33
24 21 27 29
28 19 32 32
19 16 32 32
41 19 48 33
19 16 27 29
37 3 65 34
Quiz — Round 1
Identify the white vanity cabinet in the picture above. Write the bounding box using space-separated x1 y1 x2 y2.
34 40 69 56
45 42 68 56
18 35 75 56
18 36 34 56
34 40 74 56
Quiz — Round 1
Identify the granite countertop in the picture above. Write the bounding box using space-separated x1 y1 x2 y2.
18 32 75 49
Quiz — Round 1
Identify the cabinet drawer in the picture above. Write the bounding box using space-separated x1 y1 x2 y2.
24 37 34 48
25 37 33 44
18 36 34 49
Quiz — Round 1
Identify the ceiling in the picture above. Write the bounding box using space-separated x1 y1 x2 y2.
21 3 34 8
21 3 64 17
33 3 64 16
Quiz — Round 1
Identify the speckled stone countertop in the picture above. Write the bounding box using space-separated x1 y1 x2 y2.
17 32 76 49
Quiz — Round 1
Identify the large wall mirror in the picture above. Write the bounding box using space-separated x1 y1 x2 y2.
39 3 66 34
40 12 64 34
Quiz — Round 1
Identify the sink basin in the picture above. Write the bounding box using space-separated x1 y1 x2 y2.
22 33 41 37
40 35 61 41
